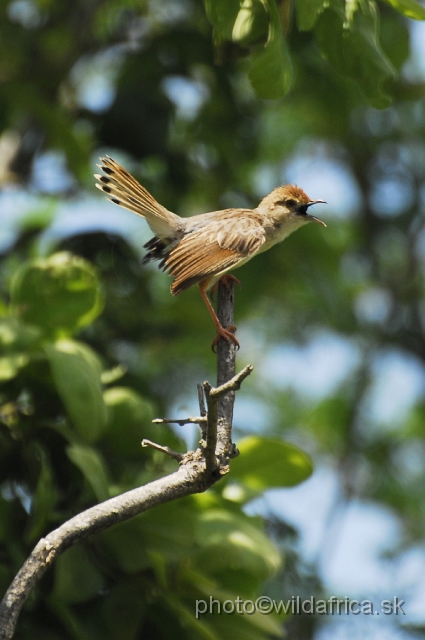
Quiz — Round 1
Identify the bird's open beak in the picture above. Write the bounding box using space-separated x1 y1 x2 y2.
306 200 327 227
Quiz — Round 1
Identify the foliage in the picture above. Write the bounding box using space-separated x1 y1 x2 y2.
0 250 311 638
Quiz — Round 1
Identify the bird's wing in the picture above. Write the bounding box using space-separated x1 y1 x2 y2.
95 156 181 238
166 211 266 295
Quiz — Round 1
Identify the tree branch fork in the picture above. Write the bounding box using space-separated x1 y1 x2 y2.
0 280 252 640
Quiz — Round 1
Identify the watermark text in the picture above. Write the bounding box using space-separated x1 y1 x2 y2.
195 596 406 619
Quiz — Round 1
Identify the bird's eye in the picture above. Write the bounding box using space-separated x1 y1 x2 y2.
275 198 297 208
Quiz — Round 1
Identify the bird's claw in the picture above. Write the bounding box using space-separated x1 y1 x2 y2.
211 325 240 352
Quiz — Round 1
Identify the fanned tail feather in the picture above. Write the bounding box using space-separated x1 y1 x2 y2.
95 156 181 239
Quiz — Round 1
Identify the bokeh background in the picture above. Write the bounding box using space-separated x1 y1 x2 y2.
1 0 425 638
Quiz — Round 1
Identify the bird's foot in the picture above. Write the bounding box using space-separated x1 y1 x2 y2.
210 274 241 301
211 324 240 352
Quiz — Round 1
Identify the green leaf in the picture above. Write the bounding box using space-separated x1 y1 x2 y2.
208 610 284 639
195 510 281 581
52 544 105 604
203 0 291 99
229 436 313 490
10 252 103 336
25 444 57 543
0 317 43 352
101 501 197 572
380 13 410 70
203 0 240 40
314 0 396 108
296 0 328 30
102 581 146 640
382 0 425 19
248 0 292 99
232 0 269 45
0 354 29 381
102 387 155 458
163 594 221 640
44 339 107 443
0 318 42 380
66 443 110 502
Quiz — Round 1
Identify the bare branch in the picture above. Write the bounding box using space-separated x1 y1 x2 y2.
210 364 254 398
141 439 184 461
152 416 207 426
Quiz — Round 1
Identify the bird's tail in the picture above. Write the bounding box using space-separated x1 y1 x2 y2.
95 156 181 238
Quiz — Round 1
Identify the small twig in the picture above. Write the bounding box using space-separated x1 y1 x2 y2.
141 439 184 461
152 417 207 426
210 365 254 398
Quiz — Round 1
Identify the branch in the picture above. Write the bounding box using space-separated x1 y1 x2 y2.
203 364 253 469
216 279 239 459
141 439 184 461
0 279 252 639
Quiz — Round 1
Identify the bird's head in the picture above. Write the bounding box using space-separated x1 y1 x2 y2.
258 185 326 229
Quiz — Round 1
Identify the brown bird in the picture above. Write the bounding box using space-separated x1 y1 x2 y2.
95 156 326 349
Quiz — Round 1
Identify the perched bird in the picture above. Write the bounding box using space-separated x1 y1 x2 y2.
95 156 326 349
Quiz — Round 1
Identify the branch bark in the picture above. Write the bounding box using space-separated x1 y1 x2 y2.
216 279 238 460
0 280 252 639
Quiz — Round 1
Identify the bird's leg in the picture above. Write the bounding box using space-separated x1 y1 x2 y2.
210 274 241 302
198 280 240 352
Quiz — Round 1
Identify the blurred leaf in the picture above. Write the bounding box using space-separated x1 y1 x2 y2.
306 395 352 453
0 317 42 380
102 580 146 640
101 500 197 572
248 0 292 99
232 0 269 45
210 603 283 638
380 13 410 70
229 436 313 490
314 0 396 108
194 510 281 582
66 443 110 502
10 252 103 336
25 444 57 543
296 0 327 30
382 0 425 19
52 544 105 604
100 364 127 385
207 610 284 639
44 339 107 443
0 498 17 543
203 0 291 98
0 353 29 381
161 595 220 640
203 0 240 40
0 317 43 352
102 387 156 458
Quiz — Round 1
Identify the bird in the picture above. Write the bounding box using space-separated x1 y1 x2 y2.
95 156 326 349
